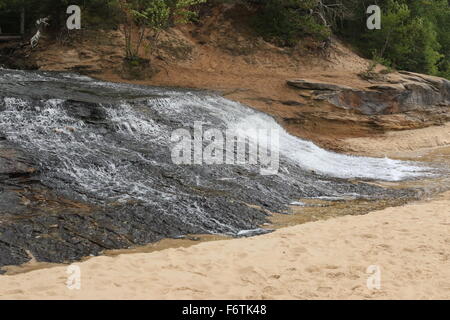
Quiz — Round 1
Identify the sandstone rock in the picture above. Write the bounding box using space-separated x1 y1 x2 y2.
287 79 353 91
287 72 450 116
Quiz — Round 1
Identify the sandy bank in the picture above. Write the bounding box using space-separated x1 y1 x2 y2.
343 123 450 158
0 192 449 300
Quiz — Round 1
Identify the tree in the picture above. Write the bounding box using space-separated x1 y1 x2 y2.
363 0 443 74
118 0 206 59
407 0 450 78
252 0 331 46
335 0 449 78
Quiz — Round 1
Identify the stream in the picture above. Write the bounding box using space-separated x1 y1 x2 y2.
0 69 441 270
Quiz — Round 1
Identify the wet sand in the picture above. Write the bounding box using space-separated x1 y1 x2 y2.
0 191 448 300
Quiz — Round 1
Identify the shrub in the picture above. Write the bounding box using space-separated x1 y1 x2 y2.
251 0 331 47
336 0 449 79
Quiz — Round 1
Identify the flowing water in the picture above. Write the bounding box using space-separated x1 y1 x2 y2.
0 69 440 268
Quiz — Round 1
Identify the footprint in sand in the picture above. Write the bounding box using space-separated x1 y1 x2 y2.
31 285 55 292
2 289 25 295
317 286 333 293
285 267 297 272
262 285 284 296
324 264 340 270
360 233 377 239
326 272 346 279
292 246 308 254
305 266 321 273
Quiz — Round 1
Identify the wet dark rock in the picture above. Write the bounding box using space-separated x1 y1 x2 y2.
63 100 109 122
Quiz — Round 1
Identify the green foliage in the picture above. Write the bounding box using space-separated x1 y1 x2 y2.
251 0 330 46
131 0 171 30
174 0 207 23
366 1 442 74
1 0 448 79
79 0 122 29
336 0 450 79
118 0 205 59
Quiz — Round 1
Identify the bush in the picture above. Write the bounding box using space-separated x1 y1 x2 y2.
118 0 205 59
336 0 450 79
251 0 330 47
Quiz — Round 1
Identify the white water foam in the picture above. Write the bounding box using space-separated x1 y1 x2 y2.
149 93 430 181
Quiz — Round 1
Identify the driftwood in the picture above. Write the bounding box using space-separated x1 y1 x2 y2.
30 17 49 48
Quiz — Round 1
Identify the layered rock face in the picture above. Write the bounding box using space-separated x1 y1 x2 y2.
288 72 450 117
